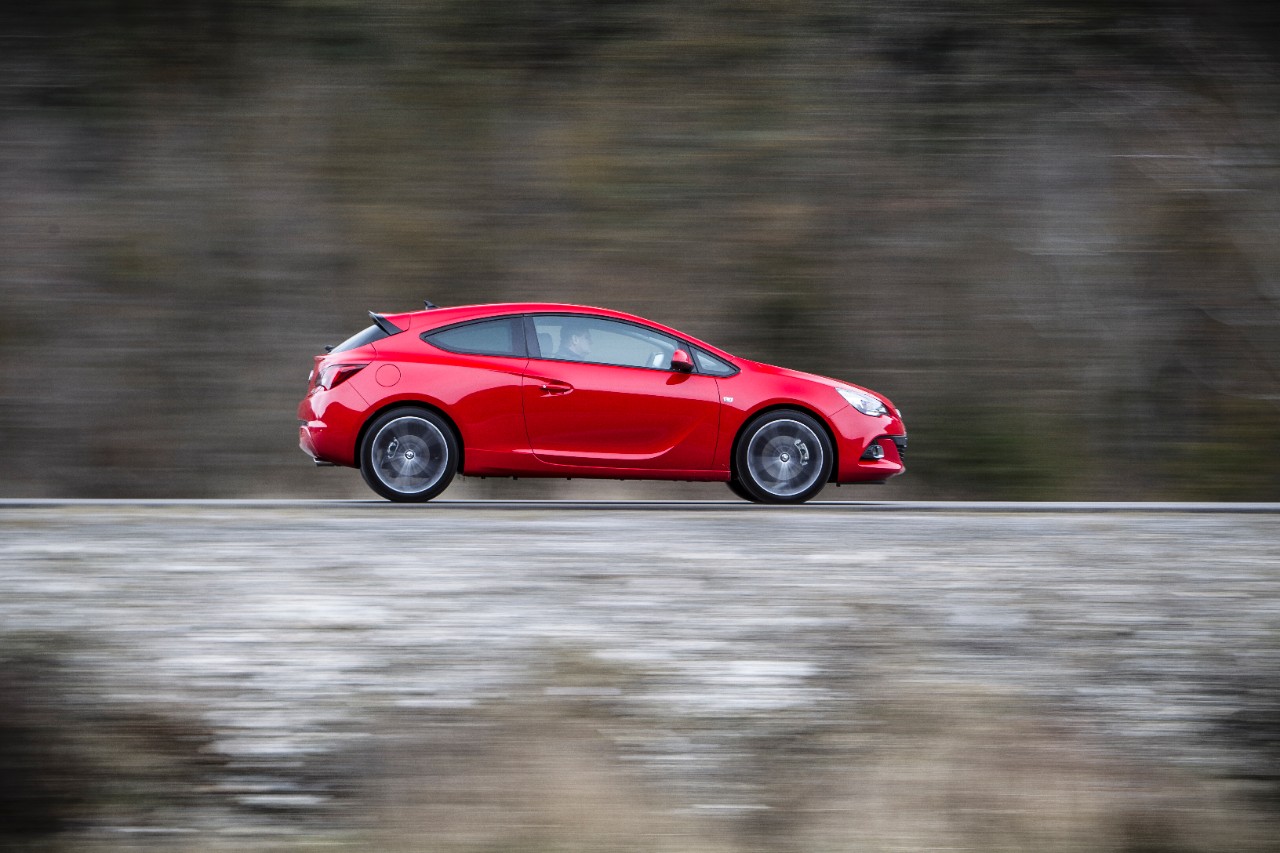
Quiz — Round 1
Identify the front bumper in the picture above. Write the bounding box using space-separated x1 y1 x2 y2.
829 405 907 484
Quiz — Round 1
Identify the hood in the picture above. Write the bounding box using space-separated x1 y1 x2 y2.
740 358 895 410
741 359 872 393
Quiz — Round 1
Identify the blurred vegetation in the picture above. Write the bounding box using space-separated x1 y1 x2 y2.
0 636 225 851
3 0 1280 498
6 635 1280 852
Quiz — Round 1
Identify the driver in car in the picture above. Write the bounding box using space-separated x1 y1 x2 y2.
556 321 594 361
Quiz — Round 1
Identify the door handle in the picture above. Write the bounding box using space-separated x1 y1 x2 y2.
539 382 573 395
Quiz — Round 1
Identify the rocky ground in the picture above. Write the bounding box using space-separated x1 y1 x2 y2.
2 503 1279 852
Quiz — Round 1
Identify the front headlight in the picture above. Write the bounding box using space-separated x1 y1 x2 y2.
836 386 889 417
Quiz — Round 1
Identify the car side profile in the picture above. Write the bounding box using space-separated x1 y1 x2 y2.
298 303 906 503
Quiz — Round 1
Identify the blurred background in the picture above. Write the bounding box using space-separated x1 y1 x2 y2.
5 0 1280 499
5 6 1280 852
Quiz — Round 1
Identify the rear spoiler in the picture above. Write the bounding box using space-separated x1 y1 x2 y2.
369 312 405 336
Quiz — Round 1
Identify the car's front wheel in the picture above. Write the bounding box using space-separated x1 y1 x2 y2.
360 408 459 502
733 410 833 504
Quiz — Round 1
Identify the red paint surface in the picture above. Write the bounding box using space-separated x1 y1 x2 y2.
299 303 906 485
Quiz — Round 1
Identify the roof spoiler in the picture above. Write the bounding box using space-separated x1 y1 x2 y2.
369 312 405 335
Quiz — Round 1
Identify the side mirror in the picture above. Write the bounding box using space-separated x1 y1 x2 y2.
671 349 694 373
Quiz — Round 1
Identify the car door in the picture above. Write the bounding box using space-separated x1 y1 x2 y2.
414 316 531 467
522 315 722 471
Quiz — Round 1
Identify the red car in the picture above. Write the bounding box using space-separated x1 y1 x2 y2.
298 303 906 503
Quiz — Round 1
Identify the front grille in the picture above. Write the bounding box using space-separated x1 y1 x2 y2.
891 435 907 458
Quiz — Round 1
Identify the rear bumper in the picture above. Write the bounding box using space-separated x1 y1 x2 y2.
299 420 357 467
297 386 367 468
298 423 329 463
299 428 338 466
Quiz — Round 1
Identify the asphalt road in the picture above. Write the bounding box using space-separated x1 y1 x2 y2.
3 499 1279 511
3 501 1279 840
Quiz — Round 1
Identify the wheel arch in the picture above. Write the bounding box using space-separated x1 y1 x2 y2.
729 403 840 483
354 400 466 473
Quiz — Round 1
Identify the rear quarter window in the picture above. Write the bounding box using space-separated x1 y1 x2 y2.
423 317 525 357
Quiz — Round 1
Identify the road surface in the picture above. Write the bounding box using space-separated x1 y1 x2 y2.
2 501 1278 843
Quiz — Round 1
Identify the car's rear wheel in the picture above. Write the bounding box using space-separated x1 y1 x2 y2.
733 410 833 504
360 408 459 502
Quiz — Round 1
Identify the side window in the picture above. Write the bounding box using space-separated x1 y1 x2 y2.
423 317 524 357
532 315 679 370
692 346 737 377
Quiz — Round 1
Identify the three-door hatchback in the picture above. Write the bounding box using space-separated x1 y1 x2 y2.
299 303 906 502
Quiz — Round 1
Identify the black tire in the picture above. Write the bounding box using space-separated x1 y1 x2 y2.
733 409 833 504
359 408 459 502
726 478 762 503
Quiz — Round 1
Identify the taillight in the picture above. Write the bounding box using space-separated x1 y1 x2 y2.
316 363 368 390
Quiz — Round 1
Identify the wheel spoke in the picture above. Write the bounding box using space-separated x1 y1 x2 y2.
370 416 449 494
744 418 824 498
